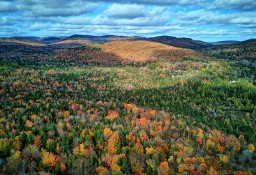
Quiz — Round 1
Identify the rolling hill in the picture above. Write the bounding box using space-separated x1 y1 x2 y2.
0 39 208 66
51 39 92 46
203 39 256 61
97 40 206 62
142 35 212 49
0 37 44 46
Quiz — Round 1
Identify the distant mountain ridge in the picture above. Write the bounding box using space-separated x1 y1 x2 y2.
211 40 240 45
63 34 133 43
0 35 255 51
41 37 63 44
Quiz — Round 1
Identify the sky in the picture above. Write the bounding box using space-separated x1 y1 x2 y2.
0 0 255 42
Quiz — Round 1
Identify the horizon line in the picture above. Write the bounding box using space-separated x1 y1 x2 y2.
0 34 254 43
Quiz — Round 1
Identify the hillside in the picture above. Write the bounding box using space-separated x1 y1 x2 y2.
0 37 44 46
98 40 206 62
51 39 92 46
142 36 211 49
0 42 123 66
203 39 256 61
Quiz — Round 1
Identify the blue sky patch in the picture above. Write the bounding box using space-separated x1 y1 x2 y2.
0 0 255 42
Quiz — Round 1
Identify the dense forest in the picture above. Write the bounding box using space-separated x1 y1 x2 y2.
0 40 255 174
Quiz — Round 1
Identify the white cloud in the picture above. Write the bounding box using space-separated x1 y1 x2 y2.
93 6 171 26
229 16 256 25
104 4 147 19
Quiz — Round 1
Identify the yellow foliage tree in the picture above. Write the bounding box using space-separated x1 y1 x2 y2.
248 144 255 152
103 128 113 139
41 149 58 167
63 111 70 118
79 143 86 155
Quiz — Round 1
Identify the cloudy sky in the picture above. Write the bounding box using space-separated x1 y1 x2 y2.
0 0 255 41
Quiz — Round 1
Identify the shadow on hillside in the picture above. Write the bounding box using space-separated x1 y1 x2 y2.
85 75 255 142
122 88 254 142
0 42 137 67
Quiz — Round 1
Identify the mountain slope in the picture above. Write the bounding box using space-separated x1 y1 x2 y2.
142 35 211 49
97 40 206 62
0 37 44 46
204 39 256 61
51 39 91 46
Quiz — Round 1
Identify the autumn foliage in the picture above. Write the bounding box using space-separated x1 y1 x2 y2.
0 41 255 174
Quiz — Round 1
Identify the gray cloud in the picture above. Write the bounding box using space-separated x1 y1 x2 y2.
0 1 16 12
170 10 256 27
211 0 256 11
29 5 94 17
10 0 98 17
